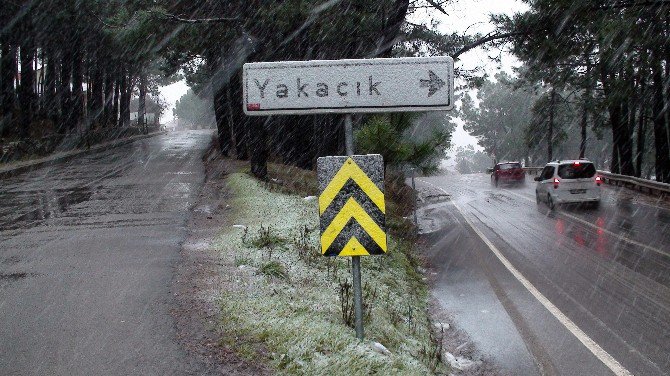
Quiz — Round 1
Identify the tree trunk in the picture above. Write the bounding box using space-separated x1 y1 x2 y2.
123 81 132 128
230 72 248 159
281 116 299 164
601 69 634 175
579 89 588 159
609 101 624 174
59 50 72 133
44 47 57 125
122 72 132 128
635 72 647 177
665 29 670 183
213 86 231 155
138 71 147 131
71 47 84 132
248 116 268 179
112 76 120 127
652 51 670 182
118 67 128 128
0 43 16 138
225 84 238 151
18 43 35 139
89 51 104 128
627 97 636 175
103 66 114 127
295 115 314 169
611 141 619 174
579 57 591 159
620 67 636 176
547 88 555 162
376 0 410 58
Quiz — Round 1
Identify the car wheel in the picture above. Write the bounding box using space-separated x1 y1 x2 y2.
494 178 499 187
547 194 555 210
535 190 541 204
591 200 600 209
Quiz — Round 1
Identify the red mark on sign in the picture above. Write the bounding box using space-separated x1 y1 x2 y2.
247 103 261 111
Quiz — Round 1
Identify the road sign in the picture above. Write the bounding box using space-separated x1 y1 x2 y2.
317 155 386 257
243 56 453 115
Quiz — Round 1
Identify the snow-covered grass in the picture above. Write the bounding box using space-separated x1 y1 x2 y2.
213 172 445 375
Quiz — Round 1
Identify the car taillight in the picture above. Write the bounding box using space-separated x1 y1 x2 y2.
595 176 602 186
553 178 560 189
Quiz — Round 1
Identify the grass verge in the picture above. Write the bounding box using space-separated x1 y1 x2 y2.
214 172 444 375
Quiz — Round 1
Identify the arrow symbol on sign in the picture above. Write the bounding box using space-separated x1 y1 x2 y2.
319 158 385 215
420 70 446 97
321 197 387 255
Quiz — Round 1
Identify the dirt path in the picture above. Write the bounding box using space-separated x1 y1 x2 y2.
172 145 271 375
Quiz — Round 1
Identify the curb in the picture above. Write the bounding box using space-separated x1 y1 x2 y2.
0 131 166 179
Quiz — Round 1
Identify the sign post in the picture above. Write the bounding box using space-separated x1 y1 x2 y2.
317 152 386 341
243 56 453 341
344 113 364 340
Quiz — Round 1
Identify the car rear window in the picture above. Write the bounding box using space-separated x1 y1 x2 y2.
499 163 521 170
558 163 596 179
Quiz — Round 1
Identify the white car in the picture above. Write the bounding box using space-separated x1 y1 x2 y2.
534 160 602 209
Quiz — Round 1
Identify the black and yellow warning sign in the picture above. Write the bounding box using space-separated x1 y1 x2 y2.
317 155 387 257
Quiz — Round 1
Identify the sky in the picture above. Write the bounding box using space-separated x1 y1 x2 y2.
426 0 528 151
158 0 527 148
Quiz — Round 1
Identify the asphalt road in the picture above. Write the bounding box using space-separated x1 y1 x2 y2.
417 173 670 376
0 130 213 375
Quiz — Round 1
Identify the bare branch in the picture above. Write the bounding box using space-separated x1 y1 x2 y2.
453 32 523 59
593 0 670 10
88 10 127 29
426 0 448 14
147 10 238 24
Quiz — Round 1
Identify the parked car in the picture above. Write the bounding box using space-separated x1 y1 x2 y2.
491 162 525 187
534 159 602 209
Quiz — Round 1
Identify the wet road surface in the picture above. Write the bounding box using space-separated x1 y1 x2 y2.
417 173 670 376
0 130 213 375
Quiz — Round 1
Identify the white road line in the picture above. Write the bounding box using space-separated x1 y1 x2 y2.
418 179 634 376
502 188 669 258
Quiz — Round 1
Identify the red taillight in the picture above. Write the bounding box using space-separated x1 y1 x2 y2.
595 176 602 186
553 177 560 189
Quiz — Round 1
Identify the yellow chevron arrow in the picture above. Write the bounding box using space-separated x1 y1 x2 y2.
319 158 385 215
321 197 387 254
339 237 369 256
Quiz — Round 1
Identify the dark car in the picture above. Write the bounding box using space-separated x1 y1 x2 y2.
491 162 525 187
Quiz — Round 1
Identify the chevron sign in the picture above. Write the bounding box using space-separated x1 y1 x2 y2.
317 155 387 257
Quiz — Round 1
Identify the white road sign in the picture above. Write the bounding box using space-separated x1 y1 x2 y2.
243 56 453 115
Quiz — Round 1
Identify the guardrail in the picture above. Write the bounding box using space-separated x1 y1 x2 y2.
521 167 670 197
597 171 670 197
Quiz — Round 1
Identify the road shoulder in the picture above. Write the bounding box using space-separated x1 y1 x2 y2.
173 146 270 375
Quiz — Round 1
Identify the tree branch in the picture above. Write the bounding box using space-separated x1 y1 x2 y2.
593 0 670 10
453 32 523 59
148 10 238 24
426 0 448 14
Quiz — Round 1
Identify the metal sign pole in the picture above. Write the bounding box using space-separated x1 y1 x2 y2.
411 169 418 227
345 114 364 341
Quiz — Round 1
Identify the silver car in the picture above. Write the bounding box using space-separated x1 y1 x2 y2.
535 160 602 209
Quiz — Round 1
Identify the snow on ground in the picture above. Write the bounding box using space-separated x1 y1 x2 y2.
212 173 446 375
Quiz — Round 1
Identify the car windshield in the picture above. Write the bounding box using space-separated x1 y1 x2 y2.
558 163 596 179
499 163 521 170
